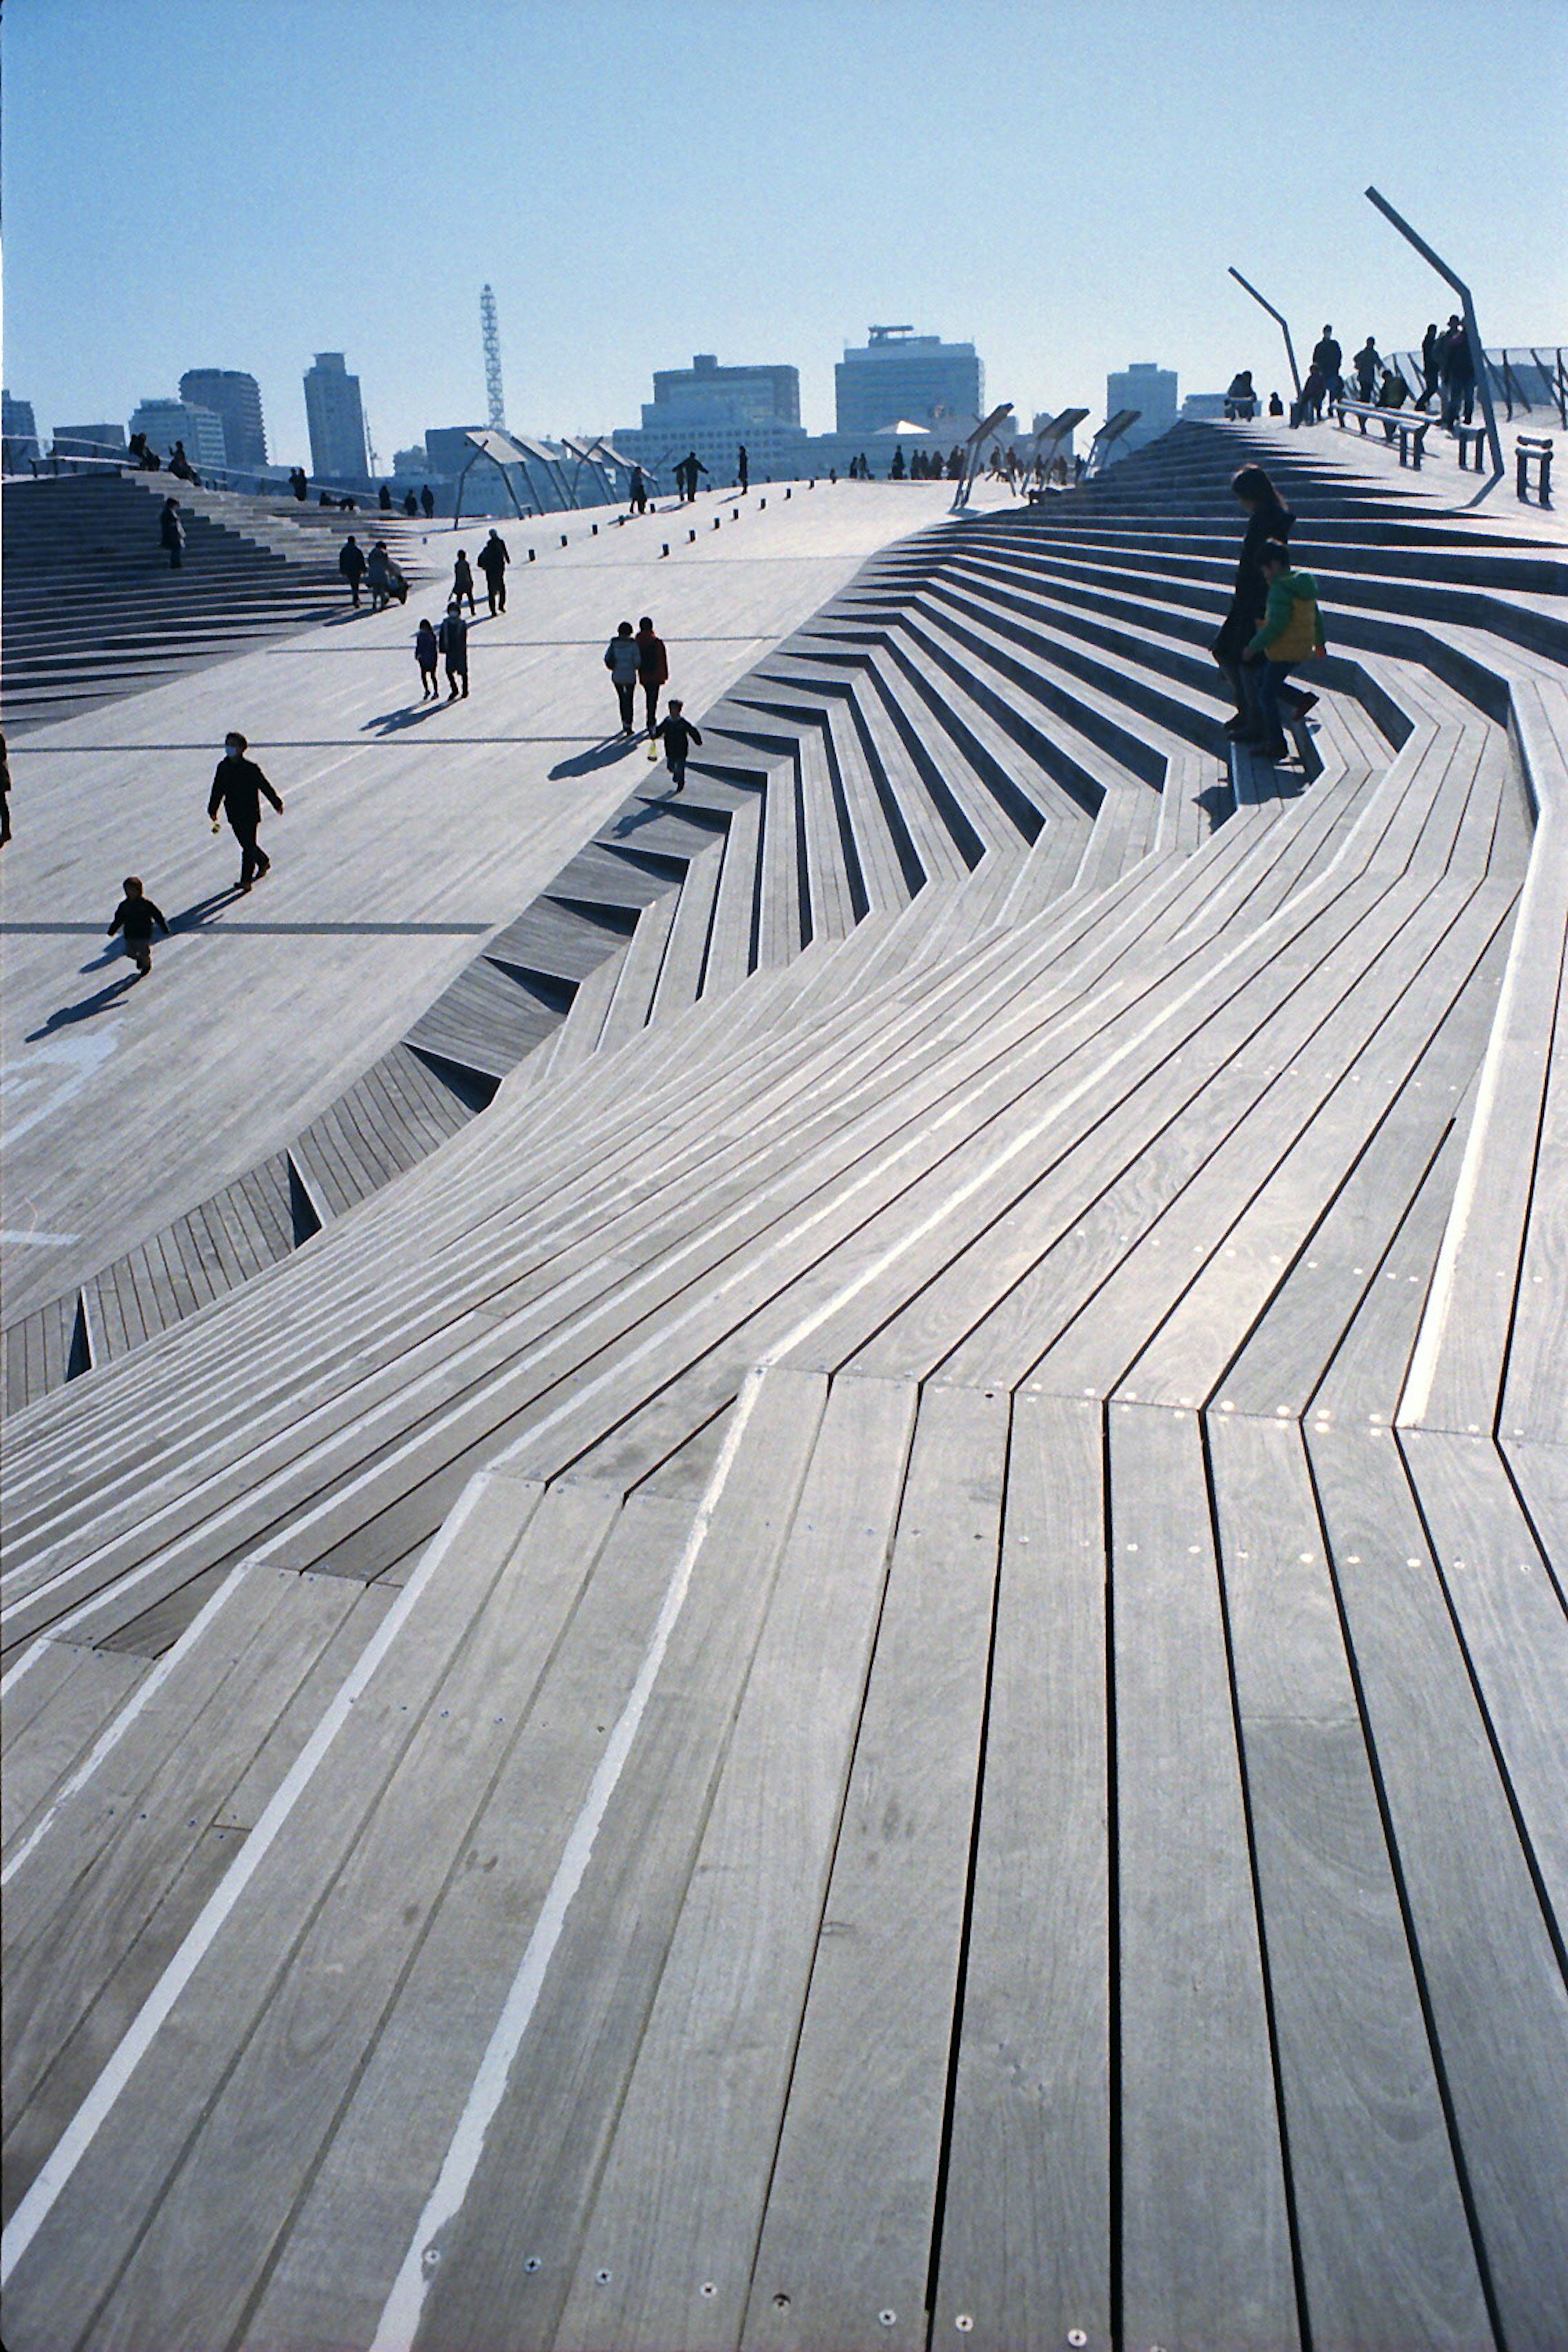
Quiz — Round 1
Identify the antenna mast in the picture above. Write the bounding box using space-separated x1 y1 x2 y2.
480 284 506 430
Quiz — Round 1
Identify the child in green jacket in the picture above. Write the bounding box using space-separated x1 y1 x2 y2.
1245 542 1326 759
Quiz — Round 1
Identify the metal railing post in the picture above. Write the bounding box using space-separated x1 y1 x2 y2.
1363 187 1503 476
1227 267 1303 400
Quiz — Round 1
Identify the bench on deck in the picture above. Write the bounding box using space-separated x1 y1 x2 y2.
1332 396 1432 468
1454 421 1491 471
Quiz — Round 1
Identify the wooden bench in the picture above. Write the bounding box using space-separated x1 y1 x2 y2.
1331 396 1433 468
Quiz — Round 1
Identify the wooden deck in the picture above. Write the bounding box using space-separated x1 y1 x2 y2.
1 424 1564 2351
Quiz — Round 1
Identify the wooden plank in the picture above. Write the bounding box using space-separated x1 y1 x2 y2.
1306 1425 1568 2345
647 838 726 1025
2 1571 363 2157
241 1483 688 2351
1397 1428 1568 1931
739 1383 1007 2352
1108 1402 1299 2352
1126 879 1517 1407
1218 915 1509 1420
699 793 763 998
1308 1074 1479 1428
594 885 681 1053
0 1468 550 2346
1207 1412 1494 2349
403 1369 827 2352
1 1643 149 1855
548 1372 918 2351
932 1391 1110 2349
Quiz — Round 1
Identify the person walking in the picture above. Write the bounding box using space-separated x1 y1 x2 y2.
159 495 185 570
680 450 708 503
636 616 668 735
654 700 702 793
403 488 419 516
737 443 750 492
338 533 367 607
437 602 470 698
628 464 648 515
1311 325 1343 405
477 529 510 615
207 731 284 892
1353 337 1381 401
365 540 394 610
107 875 170 978
604 620 640 735
1211 463 1315 738
452 548 477 615
415 617 440 698
378 482 393 512
1244 542 1326 760
420 483 435 518
1417 322 1442 409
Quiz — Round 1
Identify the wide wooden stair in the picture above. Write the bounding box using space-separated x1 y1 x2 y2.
2 419 1564 2352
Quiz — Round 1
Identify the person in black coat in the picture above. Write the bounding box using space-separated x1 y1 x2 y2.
107 875 170 978
207 732 284 891
477 530 510 614
420 484 435 518
160 497 185 569
1212 464 1314 737
338 534 367 606
1311 326 1343 405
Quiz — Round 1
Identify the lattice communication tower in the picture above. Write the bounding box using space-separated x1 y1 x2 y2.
480 284 506 430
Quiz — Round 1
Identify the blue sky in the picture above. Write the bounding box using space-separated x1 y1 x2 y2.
3 0 1562 466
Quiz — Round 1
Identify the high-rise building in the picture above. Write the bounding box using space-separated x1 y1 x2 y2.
1105 362 1179 457
303 352 370 485
612 351 808 483
648 353 800 428
835 327 984 437
2 390 40 464
180 370 268 470
128 396 228 477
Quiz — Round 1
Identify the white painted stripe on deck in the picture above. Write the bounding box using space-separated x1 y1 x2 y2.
1 1566 249 1887
0 1475 492 2290
367 1364 768 2352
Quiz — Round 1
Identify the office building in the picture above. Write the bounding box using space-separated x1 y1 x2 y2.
2 390 40 464
835 327 984 437
303 352 370 485
1105 362 1179 457
649 353 800 428
180 370 268 470
612 352 808 486
128 396 228 477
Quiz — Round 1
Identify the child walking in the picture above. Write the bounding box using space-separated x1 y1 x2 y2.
1245 543 1326 760
108 875 170 978
653 699 702 793
415 617 440 699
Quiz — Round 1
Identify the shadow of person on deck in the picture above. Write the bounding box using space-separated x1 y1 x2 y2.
360 702 449 737
27 970 140 1036
548 737 644 780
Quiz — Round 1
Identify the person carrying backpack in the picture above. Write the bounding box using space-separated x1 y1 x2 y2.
1244 542 1326 761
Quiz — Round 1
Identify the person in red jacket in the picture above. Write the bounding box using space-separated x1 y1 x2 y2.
636 616 668 736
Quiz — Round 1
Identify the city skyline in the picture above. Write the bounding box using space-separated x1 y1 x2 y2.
3 0 1562 469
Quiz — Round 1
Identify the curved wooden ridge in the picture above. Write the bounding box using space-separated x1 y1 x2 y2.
2 421 1564 2350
